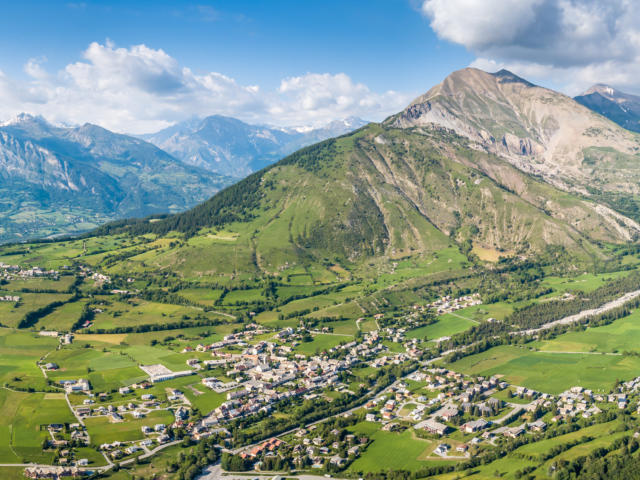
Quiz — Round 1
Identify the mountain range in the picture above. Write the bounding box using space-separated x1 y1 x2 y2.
0 114 231 242
140 115 368 177
0 114 367 243
575 84 640 134
5 69 640 256
96 68 640 272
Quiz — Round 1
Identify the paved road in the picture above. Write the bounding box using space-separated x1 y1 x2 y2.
119 439 182 466
493 403 529 425
198 464 349 480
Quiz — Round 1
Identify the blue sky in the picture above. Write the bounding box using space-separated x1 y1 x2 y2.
0 1 471 92
0 0 637 133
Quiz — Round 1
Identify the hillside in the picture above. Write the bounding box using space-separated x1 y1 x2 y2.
95 124 640 277
575 84 640 133
141 115 368 178
390 68 640 222
0 114 232 242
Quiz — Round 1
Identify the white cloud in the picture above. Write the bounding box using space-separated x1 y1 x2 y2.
274 73 405 125
0 41 410 134
422 0 640 94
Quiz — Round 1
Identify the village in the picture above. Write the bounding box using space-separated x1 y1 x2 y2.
9 272 640 480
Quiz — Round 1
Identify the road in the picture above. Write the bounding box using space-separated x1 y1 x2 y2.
198 463 350 480
119 439 182 466
492 403 530 425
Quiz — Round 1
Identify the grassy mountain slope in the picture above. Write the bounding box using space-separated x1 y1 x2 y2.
93 122 636 278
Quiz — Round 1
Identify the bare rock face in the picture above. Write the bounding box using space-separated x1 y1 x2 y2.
387 68 640 201
501 134 544 157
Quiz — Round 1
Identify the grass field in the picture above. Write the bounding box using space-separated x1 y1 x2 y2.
406 315 476 341
347 422 459 473
0 330 59 390
46 346 146 391
449 345 640 394
0 292 72 328
84 409 174 445
87 297 223 331
537 309 640 354
294 334 352 355
540 271 632 294
177 288 224 306
3 276 76 292
182 385 227 413
515 420 620 460
37 299 87 331
0 389 75 463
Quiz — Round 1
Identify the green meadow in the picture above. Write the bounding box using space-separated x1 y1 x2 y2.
537 309 640 354
406 314 476 341
0 330 59 390
449 344 640 394
85 409 174 445
347 422 458 474
0 292 72 328
293 333 352 355
0 389 75 463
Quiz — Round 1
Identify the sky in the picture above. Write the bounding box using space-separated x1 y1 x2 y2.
0 0 638 134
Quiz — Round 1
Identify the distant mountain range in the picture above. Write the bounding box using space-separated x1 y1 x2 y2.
0 113 368 243
0 114 231 242
140 115 368 177
575 84 640 133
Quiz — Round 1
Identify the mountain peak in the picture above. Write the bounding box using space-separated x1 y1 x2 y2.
578 84 630 100
491 69 534 86
1 112 51 128
575 84 640 133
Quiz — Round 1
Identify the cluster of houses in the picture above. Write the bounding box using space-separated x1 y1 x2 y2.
0 262 59 279
188 329 413 428
61 379 91 394
39 330 74 345
24 466 87 479
0 294 19 302
239 423 368 471
427 293 482 315
90 272 111 284
46 422 89 451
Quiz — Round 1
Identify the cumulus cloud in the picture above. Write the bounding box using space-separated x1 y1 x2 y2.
422 0 640 94
0 41 409 134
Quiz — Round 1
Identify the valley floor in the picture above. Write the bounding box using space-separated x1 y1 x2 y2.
2 235 640 479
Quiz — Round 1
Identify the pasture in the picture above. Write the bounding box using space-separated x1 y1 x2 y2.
449 345 640 394
0 330 59 390
86 297 225 331
406 315 476 341
84 409 174 445
537 309 640 354
0 389 75 463
37 299 87 331
293 333 352 355
46 346 146 391
0 292 72 328
347 422 458 473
